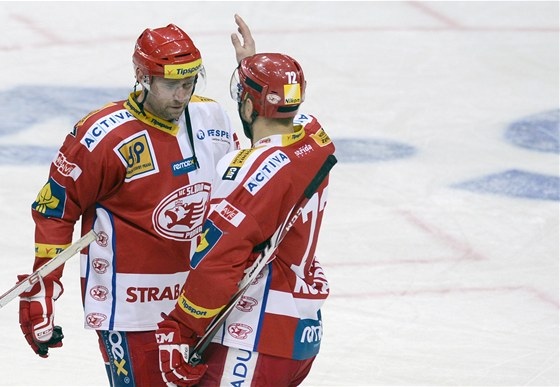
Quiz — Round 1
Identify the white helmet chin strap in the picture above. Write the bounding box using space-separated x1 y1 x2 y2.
141 75 151 92
133 73 151 116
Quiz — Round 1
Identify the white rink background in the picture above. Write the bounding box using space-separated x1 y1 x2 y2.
0 1 558 386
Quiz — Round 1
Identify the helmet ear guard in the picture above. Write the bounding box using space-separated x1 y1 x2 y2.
231 53 306 119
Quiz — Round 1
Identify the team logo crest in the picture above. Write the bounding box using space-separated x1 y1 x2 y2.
153 183 211 241
90 285 109 301
236 296 258 312
92 258 110 274
227 323 253 340
86 312 107 328
95 231 109 247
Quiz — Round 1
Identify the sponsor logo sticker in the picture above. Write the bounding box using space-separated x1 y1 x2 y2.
32 178 66 218
54 152 82 181
222 148 256 181
284 84 301 105
190 219 223 268
266 94 282 104
310 128 332 147
171 156 197 176
115 131 159 181
215 200 246 227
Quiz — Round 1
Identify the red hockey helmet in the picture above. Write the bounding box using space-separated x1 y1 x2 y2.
231 53 306 119
133 24 202 79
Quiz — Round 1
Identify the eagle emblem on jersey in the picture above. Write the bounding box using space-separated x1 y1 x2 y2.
164 199 205 228
227 323 253 340
153 182 211 241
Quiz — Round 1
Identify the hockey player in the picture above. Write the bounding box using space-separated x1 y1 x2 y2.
155 53 336 386
17 17 255 386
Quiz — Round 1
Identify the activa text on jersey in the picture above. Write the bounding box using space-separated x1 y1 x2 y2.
243 150 290 195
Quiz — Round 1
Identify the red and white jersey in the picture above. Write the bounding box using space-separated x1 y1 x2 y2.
31 92 238 331
170 113 334 360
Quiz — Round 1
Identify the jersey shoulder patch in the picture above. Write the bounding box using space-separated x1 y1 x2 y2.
72 102 119 136
221 148 259 181
294 113 332 147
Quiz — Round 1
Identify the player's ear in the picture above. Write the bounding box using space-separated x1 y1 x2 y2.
135 67 143 83
242 97 254 121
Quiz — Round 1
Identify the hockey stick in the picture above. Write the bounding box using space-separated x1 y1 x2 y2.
189 154 337 365
0 229 98 309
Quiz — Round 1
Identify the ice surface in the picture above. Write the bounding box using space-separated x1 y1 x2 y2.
0 1 558 386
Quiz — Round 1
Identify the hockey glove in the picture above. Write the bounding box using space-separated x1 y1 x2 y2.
156 315 208 387
18 274 64 358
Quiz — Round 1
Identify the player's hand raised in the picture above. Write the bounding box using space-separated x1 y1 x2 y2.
231 14 256 64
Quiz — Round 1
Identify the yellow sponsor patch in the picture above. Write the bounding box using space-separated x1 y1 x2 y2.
34 184 60 214
284 83 301 105
281 127 305 146
190 95 216 103
222 148 257 181
35 243 71 258
32 178 66 218
231 148 256 167
310 128 332 147
164 59 202 79
115 132 158 181
74 103 116 130
177 293 224 319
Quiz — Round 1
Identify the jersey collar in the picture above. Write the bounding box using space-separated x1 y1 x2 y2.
124 92 180 136
253 125 305 148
